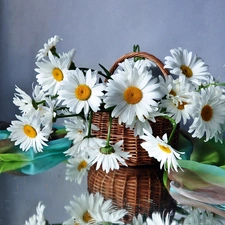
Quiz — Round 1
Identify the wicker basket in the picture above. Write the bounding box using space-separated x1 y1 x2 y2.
88 163 177 222
92 52 180 166
88 52 179 222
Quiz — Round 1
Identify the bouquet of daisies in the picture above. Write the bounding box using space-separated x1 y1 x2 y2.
4 35 225 180
2 35 225 224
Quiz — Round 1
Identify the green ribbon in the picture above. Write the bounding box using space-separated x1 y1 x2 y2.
191 137 225 167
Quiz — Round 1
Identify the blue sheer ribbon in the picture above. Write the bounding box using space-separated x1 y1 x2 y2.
166 131 225 217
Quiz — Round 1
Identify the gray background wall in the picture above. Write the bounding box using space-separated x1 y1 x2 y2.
1 1 225 224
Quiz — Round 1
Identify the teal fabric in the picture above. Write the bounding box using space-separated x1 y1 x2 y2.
0 130 10 139
0 129 71 175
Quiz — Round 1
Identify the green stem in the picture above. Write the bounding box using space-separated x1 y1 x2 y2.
106 115 113 148
199 82 225 91
55 106 68 111
162 115 177 144
87 110 93 137
56 113 85 120
50 46 60 58
214 82 225 86
53 52 60 58
80 67 108 79
35 95 58 106
38 99 47 105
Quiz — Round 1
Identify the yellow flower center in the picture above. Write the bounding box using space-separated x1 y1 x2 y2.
124 86 143 104
23 124 37 138
177 101 187 110
78 129 83 134
201 104 213 121
83 211 93 223
78 160 87 171
180 65 193 78
169 89 177 96
158 144 171 153
75 85 92 100
52 68 64 81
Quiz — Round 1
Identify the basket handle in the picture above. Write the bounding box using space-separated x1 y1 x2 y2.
109 52 169 77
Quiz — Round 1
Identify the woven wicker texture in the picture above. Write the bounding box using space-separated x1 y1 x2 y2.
88 164 177 222
92 112 179 166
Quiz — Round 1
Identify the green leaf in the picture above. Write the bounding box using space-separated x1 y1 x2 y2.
133 44 144 62
0 161 29 173
191 138 225 166
50 128 67 140
99 63 111 79
0 153 29 162
133 44 140 52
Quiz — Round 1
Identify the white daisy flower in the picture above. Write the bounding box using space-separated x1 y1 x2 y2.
159 74 174 96
118 58 156 77
146 212 177 225
132 213 147 225
24 202 46 225
36 35 62 61
127 117 153 137
164 47 211 86
7 113 52 152
62 218 77 225
58 68 105 116
159 76 195 125
188 86 225 142
64 192 110 225
214 123 225 143
183 208 220 225
64 117 98 144
32 84 46 103
64 136 105 157
36 202 46 225
13 84 48 118
57 108 74 118
24 215 37 225
126 110 163 137
65 156 91 184
104 64 162 125
140 129 183 173
59 48 76 64
90 140 131 173
92 208 127 224
13 85 34 115
35 51 71 95
64 117 88 144
40 97 59 129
